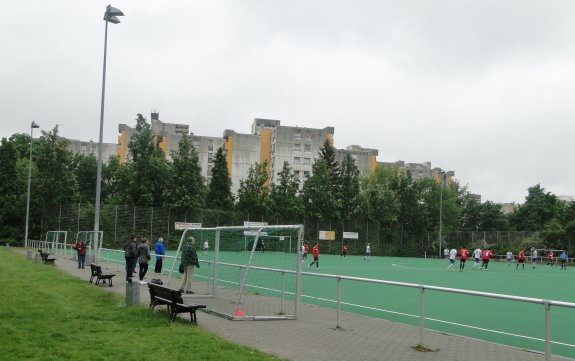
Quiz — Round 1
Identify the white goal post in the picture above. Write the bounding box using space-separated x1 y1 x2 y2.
167 224 304 320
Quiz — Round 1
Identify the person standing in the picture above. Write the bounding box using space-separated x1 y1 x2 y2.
472 248 482 270
364 243 372 261
308 243 320 269
73 239 87 269
560 251 568 270
447 248 457 271
459 246 469 272
124 235 138 283
137 237 151 285
443 248 449 260
180 236 200 294
203 240 209 256
506 251 513 266
516 248 526 270
154 237 166 274
303 242 310 260
481 248 492 270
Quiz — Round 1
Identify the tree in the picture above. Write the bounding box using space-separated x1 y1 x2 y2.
166 135 206 213
359 166 399 225
206 147 234 210
236 161 269 221
338 154 361 221
71 153 97 204
0 138 22 238
302 159 339 221
124 114 170 206
511 184 560 231
269 161 303 222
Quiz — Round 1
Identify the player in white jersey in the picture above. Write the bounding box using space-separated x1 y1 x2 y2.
472 248 482 270
447 248 457 271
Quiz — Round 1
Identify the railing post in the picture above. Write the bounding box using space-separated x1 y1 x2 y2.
419 285 425 346
280 271 285 315
544 301 551 361
336 276 341 329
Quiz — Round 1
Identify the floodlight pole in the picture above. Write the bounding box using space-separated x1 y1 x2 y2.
24 121 40 248
94 5 124 264
438 170 445 258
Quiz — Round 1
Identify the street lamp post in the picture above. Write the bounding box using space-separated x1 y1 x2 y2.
438 170 445 258
24 121 40 248
93 5 124 264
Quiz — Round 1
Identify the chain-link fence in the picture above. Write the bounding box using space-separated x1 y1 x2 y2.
39 203 575 256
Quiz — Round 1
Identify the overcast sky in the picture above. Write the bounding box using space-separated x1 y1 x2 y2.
2 1 575 204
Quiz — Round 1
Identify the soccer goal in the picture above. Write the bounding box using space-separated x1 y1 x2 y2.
167 224 304 320
44 231 67 254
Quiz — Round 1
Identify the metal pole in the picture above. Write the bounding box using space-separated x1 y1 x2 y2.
336 276 341 329
545 302 551 361
280 271 285 315
24 122 38 248
419 285 425 346
438 172 444 258
93 19 109 266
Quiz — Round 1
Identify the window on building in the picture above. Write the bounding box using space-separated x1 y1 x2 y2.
294 157 301 164
208 165 213 174
294 170 300 178
208 153 213 163
294 129 301 139
304 158 311 165
304 171 310 179
208 139 214 151
294 143 301 151
192 139 200 148
304 144 311 152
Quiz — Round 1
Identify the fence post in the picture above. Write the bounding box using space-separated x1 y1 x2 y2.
336 276 341 329
280 271 285 315
419 285 425 346
544 301 551 361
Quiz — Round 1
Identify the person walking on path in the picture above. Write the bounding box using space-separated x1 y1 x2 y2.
180 236 200 294
137 237 151 284
124 235 138 283
459 246 469 272
154 237 165 274
472 248 482 270
364 243 372 261
73 239 87 269
308 243 320 269
560 251 568 270
516 248 526 270
447 248 457 271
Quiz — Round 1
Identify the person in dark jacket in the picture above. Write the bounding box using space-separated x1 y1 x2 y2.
179 236 200 294
124 235 138 283
136 237 151 284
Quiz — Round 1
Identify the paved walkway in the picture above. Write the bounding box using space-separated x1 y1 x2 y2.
24 249 571 361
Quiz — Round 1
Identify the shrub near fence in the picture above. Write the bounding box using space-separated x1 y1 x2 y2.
38 203 575 256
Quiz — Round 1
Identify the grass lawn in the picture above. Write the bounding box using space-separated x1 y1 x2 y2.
0 248 285 361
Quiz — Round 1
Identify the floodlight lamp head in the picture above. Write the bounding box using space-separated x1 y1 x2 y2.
31 121 40 129
104 5 124 23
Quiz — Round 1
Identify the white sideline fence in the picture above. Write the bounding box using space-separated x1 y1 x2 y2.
28 240 575 360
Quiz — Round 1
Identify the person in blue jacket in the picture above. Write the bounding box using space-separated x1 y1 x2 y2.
154 237 166 274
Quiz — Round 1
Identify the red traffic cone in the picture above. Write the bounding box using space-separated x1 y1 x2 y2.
234 308 245 317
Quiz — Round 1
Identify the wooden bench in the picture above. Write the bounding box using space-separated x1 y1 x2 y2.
148 283 206 323
38 250 56 265
89 264 116 287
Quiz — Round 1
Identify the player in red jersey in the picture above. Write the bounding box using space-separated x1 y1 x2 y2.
458 246 469 272
308 243 320 269
546 250 554 266
341 244 349 257
516 248 525 270
480 248 492 270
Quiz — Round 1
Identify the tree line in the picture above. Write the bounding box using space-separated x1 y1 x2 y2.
1 113 574 255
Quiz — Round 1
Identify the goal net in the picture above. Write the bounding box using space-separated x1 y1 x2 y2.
167 224 304 320
43 231 67 254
